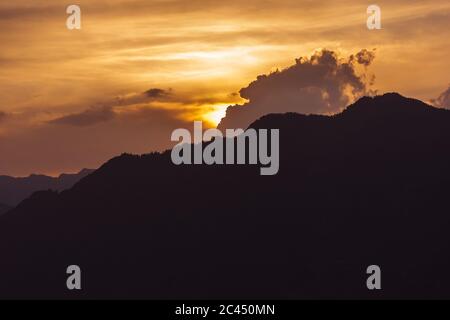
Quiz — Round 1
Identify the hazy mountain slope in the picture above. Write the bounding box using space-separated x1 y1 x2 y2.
0 168 95 206
1 93 450 299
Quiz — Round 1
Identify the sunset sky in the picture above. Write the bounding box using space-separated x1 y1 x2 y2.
0 0 449 176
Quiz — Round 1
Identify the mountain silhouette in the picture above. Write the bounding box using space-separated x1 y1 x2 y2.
0 202 11 216
1 93 450 299
0 168 94 207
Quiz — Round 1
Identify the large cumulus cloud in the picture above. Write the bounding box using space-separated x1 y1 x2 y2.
218 49 376 130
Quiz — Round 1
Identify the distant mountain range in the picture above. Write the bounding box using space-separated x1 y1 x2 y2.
0 168 95 207
1 93 450 299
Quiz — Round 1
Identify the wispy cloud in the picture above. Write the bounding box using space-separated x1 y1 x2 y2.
48 106 116 127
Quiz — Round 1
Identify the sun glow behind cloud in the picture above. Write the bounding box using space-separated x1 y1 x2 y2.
201 104 229 127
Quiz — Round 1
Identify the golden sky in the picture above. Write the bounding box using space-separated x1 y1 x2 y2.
0 0 449 176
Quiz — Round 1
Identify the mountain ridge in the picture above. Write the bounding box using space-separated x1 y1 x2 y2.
1 92 450 299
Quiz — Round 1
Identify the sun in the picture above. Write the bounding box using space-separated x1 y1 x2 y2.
202 104 229 127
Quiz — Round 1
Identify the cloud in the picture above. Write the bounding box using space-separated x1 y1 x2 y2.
218 49 376 130
0 4 60 20
350 49 376 67
112 88 173 108
144 88 172 99
0 111 7 122
44 86 217 130
431 86 450 108
48 106 116 127
0 107 190 176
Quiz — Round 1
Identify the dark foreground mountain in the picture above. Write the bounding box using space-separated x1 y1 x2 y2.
0 202 11 215
0 168 95 207
1 93 450 299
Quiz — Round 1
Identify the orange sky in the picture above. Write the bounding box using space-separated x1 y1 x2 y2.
0 0 449 176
